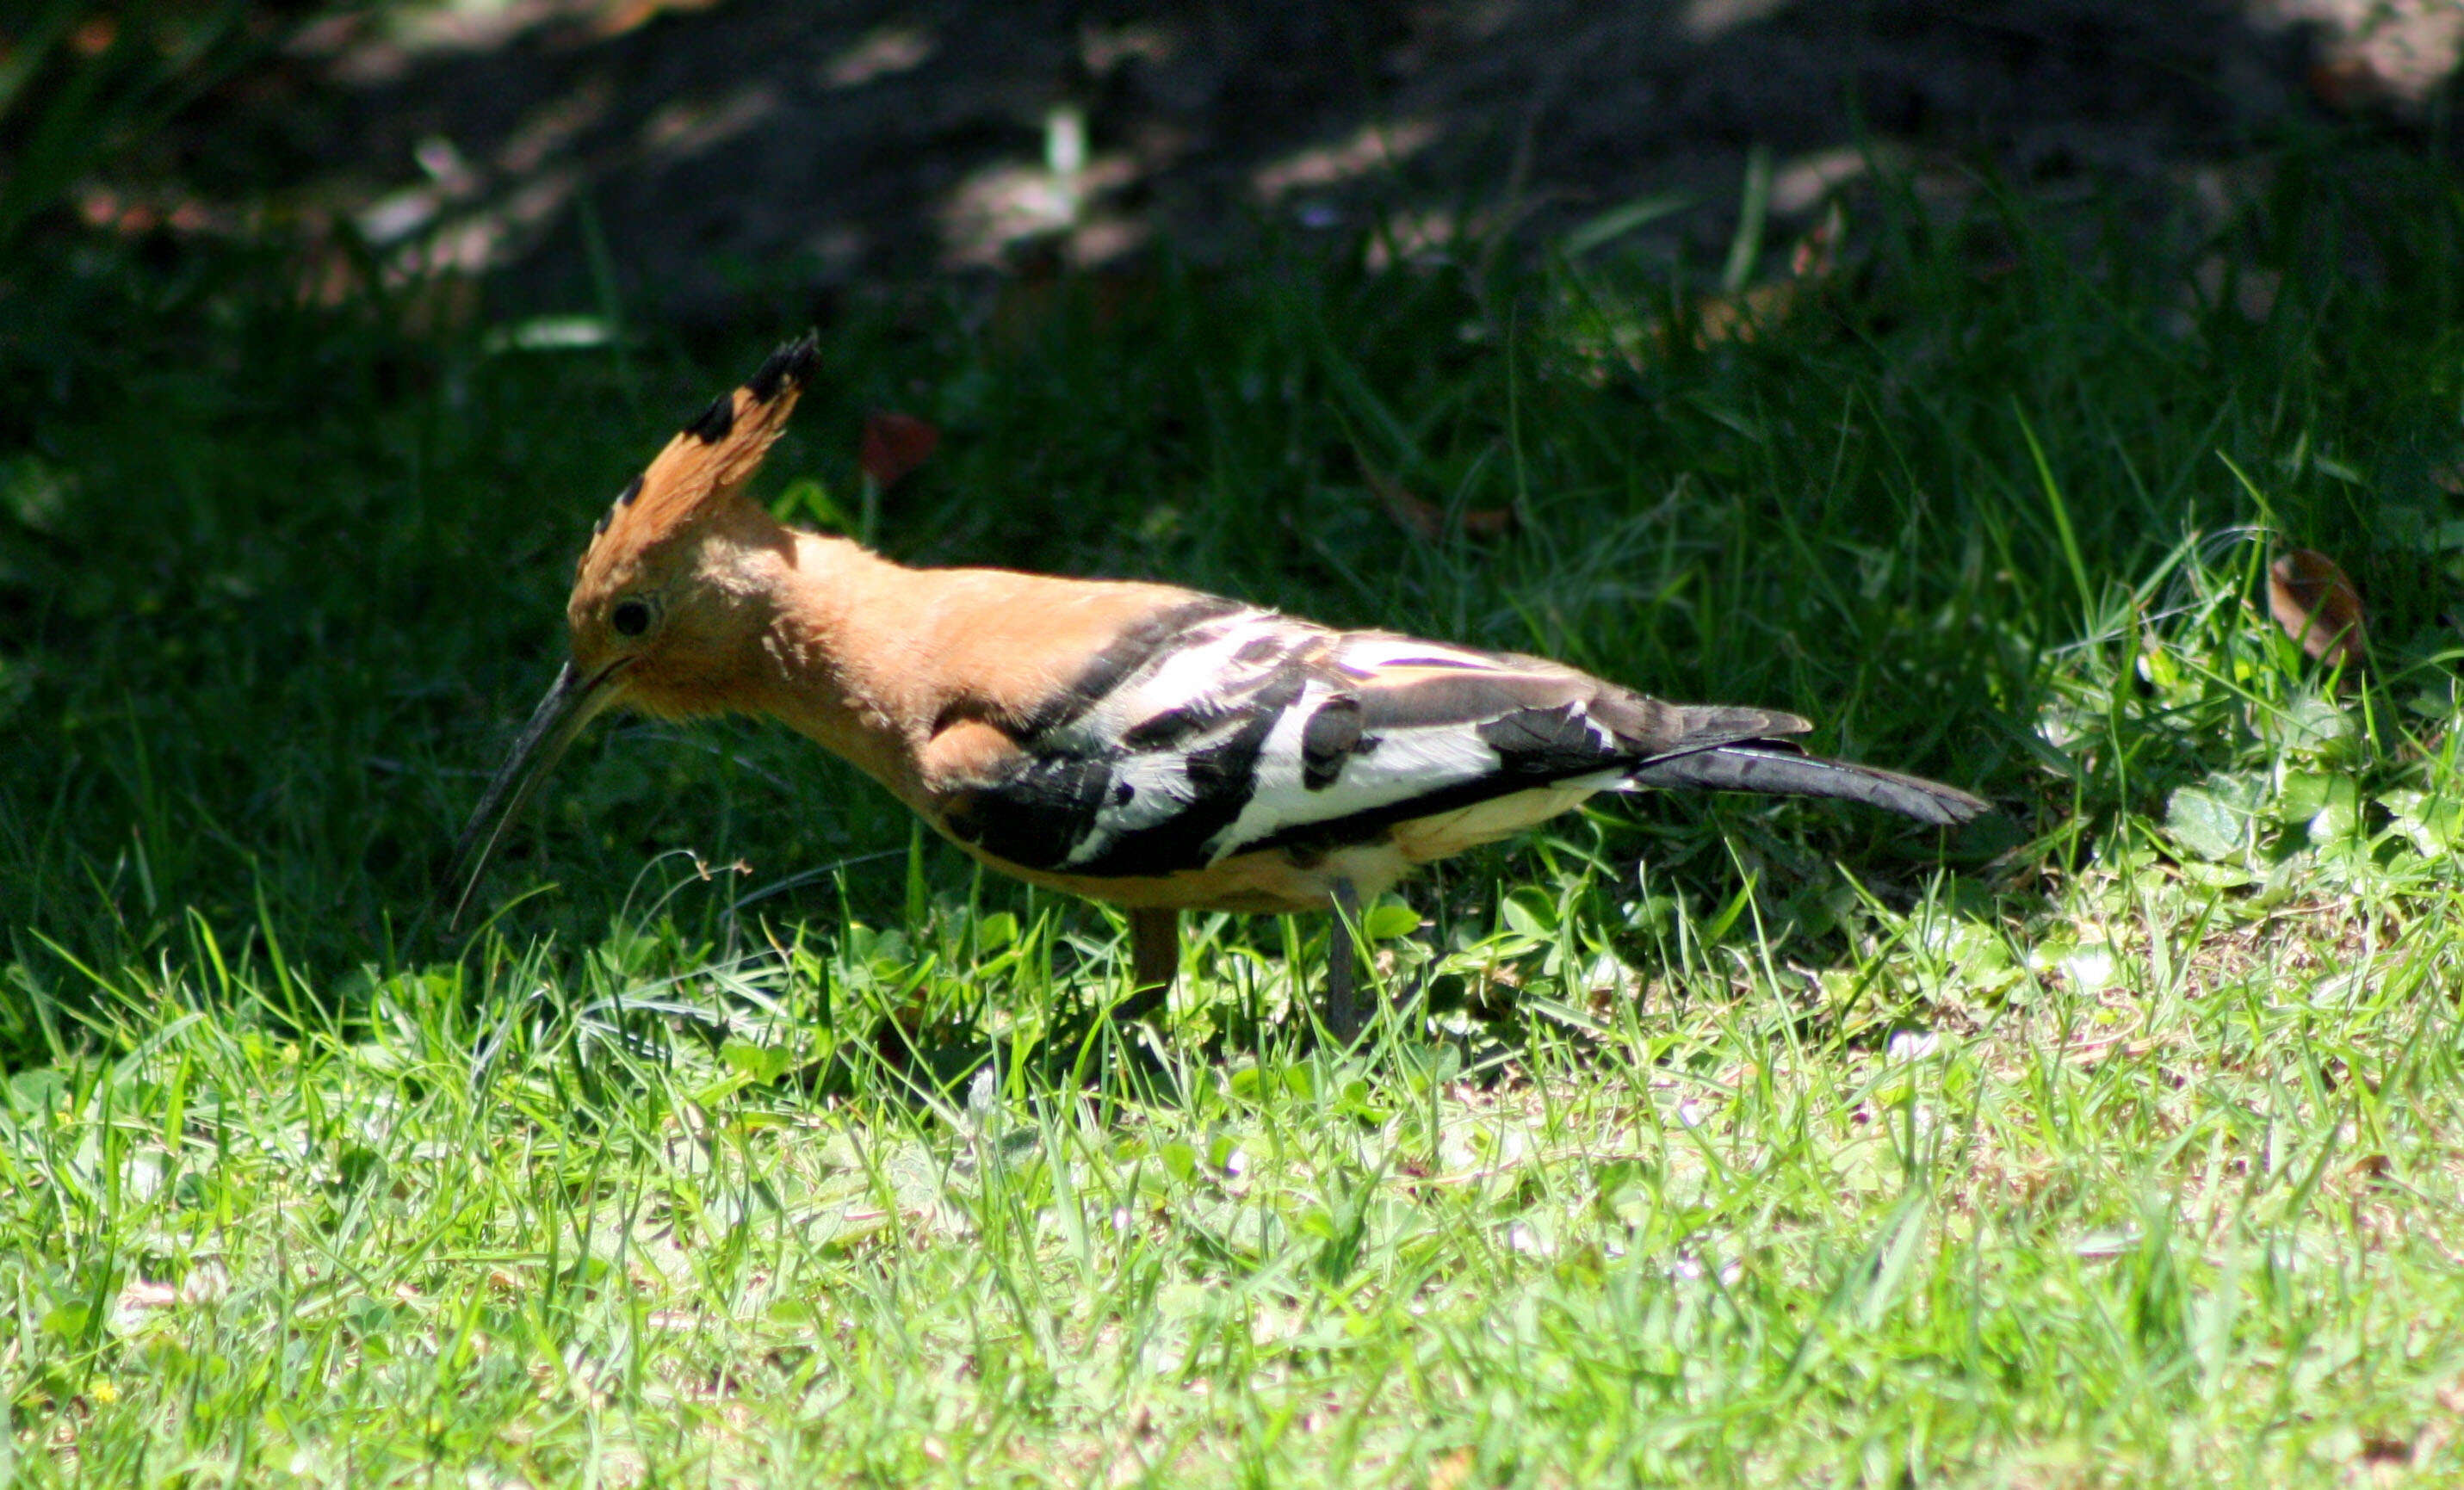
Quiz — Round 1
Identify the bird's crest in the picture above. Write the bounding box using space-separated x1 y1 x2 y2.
577 332 820 583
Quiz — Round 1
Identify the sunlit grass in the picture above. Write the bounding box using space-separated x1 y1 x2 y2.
12 832 2464 1484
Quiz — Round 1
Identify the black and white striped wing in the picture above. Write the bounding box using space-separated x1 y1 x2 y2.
944 610 1800 879
1204 631 1798 861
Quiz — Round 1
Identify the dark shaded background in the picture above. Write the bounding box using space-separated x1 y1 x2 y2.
25 0 2458 327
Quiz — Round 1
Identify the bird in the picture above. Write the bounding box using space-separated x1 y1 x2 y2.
450 335 1990 1041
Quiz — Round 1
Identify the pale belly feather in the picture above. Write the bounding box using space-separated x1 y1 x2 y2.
952 782 1610 914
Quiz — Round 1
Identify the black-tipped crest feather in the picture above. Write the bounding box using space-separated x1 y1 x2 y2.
746 332 821 404
684 392 735 443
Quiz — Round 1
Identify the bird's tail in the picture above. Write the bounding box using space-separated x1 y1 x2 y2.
1625 743 1989 827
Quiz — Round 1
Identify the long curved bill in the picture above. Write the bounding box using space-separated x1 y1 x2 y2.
445 660 626 930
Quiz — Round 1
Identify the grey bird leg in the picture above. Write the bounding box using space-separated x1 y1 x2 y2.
1324 879 1369 1043
1117 906 1179 1023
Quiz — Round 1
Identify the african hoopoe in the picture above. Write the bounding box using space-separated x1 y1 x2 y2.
452 336 1990 1039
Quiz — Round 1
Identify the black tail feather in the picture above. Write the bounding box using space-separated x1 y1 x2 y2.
1625 744 1989 828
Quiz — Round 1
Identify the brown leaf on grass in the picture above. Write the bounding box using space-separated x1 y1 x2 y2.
858 411 940 489
2268 548 2368 669
1364 466 1513 541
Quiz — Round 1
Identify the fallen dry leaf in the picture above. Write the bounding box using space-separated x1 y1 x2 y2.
2268 548 2368 669
858 411 940 489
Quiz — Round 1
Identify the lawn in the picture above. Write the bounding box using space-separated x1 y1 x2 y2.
6 122 2464 1484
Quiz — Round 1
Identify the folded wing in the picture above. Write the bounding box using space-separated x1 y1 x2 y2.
940 609 1985 883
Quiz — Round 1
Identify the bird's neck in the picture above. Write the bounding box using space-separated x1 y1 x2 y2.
713 520 1206 808
732 526 949 797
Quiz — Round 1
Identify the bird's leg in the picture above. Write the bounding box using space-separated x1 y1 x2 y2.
1117 906 1179 1024
1323 879 1370 1044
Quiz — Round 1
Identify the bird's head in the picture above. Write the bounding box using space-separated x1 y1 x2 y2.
447 333 820 928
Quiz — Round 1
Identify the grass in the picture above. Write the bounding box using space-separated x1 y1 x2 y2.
8 112 2464 1482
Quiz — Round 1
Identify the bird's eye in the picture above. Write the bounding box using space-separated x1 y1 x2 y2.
610 598 654 637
